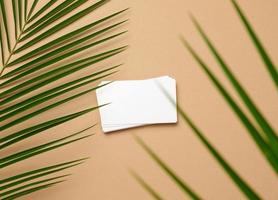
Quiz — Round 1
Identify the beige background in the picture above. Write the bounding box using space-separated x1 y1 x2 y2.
1 0 278 199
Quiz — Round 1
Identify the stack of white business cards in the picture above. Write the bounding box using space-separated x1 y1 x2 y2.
96 76 177 133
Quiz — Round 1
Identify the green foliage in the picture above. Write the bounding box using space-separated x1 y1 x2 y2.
133 0 277 199
0 0 127 199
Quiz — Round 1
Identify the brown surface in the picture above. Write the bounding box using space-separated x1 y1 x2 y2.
1 0 278 199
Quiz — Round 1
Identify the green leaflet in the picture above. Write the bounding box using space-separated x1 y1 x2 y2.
135 136 202 200
230 0 278 89
0 0 11 52
24 0 28 21
0 69 117 122
0 125 94 168
0 158 88 184
18 0 23 30
27 0 59 23
130 170 164 200
27 0 39 20
1 181 63 200
0 30 126 82
0 83 109 131
0 26 5 66
0 175 69 197
11 0 18 39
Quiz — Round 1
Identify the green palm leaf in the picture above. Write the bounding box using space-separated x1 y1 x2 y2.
181 37 278 173
1 0 127 199
134 1 276 200
189 15 278 157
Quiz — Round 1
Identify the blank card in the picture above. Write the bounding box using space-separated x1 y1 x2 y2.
96 76 177 132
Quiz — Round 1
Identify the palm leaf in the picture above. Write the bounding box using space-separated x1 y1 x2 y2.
1 0 127 198
189 15 278 157
134 1 276 200
180 37 278 173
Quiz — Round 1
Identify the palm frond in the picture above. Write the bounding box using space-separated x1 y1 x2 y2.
1 0 127 198
180 37 278 173
176 103 261 200
134 1 276 200
189 15 278 157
